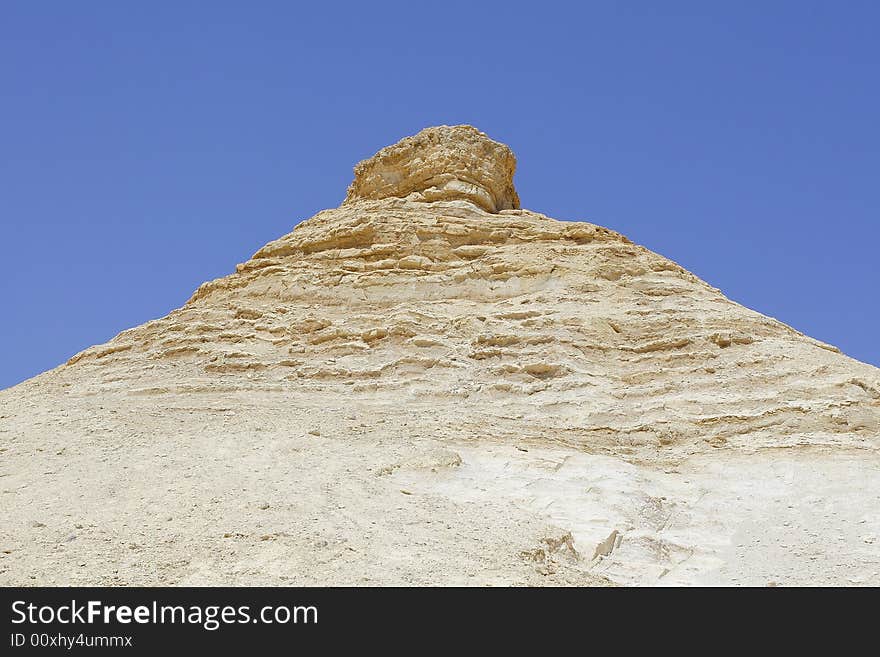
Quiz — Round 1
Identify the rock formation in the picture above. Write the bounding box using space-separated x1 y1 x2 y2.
345 125 519 212
1 125 878 586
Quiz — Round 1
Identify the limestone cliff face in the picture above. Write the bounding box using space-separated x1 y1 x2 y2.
1 126 878 586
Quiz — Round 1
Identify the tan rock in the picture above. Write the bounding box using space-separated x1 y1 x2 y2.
344 124 519 213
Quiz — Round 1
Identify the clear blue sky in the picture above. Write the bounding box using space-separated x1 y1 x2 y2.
1 1 878 390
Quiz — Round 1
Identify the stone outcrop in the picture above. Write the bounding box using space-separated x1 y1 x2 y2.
1 126 878 587
344 125 520 213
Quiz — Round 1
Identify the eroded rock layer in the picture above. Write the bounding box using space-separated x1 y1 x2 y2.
345 125 519 212
63 195 878 458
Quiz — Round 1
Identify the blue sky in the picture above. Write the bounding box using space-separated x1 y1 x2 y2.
1 1 878 390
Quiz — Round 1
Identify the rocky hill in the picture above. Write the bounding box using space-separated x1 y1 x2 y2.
1 126 878 585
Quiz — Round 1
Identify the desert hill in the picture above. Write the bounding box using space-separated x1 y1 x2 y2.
1 126 878 585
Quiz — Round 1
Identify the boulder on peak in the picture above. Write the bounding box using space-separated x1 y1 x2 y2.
344 125 520 213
